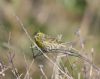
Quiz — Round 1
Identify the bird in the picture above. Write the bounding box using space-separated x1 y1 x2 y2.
33 32 77 55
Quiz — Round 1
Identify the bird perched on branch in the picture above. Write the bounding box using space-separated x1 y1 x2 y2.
32 32 82 58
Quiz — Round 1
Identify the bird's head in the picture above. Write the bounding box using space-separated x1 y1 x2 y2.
34 32 46 48
34 32 45 41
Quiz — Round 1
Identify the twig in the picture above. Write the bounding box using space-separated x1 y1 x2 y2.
24 58 34 79
23 54 31 79
54 54 61 79
0 59 9 77
89 48 94 79
78 72 81 79
23 52 33 79
7 32 22 79
39 65 48 79
75 29 85 49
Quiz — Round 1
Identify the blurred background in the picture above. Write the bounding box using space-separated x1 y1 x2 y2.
0 0 100 79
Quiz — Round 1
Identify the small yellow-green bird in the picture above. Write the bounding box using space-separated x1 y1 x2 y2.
32 32 80 58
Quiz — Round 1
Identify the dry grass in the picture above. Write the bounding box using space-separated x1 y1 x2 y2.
0 0 100 79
